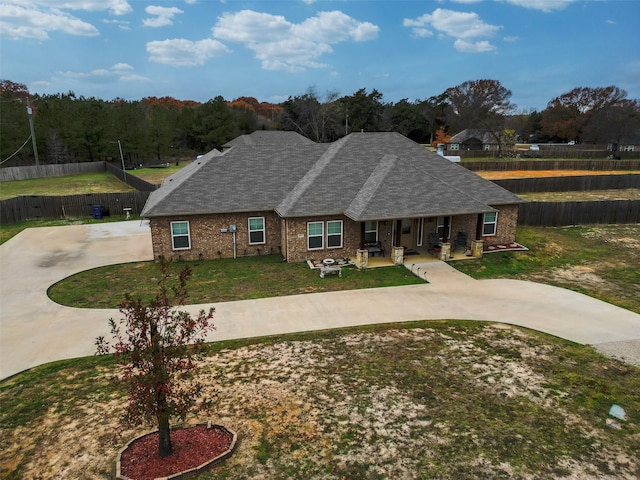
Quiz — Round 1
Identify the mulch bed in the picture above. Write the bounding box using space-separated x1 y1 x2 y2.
119 424 234 480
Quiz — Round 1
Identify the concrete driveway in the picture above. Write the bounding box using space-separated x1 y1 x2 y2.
1 221 639 379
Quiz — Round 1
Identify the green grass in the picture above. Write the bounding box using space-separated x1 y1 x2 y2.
453 224 640 314
0 172 134 200
48 254 425 308
126 162 192 184
2 321 638 479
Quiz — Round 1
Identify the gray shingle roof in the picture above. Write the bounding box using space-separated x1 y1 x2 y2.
142 132 523 220
222 130 315 148
448 129 497 144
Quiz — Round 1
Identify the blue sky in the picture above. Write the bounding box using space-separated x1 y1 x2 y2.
1 0 639 111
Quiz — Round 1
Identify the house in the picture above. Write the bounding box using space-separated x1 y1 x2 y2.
446 129 500 152
141 132 525 263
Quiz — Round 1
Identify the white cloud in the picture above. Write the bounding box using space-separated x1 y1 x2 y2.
404 8 500 53
0 3 99 40
146 38 230 66
143 5 183 28
58 63 149 82
454 39 496 53
11 0 132 16
500 0 577 13
103 18 130 31
0 0 134 40
212 9 379 71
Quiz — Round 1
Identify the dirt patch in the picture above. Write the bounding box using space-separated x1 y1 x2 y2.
3 325 638 479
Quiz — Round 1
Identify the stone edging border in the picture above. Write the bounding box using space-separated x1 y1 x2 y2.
115 422 237 480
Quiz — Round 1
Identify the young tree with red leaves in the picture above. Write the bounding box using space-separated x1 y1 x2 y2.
96 260 215 457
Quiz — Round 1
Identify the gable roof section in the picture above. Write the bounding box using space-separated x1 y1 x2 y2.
142 144 326 217
222 130 315 148
448 129 497 144
142 132 523 220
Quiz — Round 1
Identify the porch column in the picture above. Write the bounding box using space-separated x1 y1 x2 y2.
356 249 369 269
392 246 404 265
439 242 451 261
471 239 484 257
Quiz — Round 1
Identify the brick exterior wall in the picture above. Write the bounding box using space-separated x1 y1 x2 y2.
149 204 520 263
283 215 363 263
491 204 519 245
149 211 282 262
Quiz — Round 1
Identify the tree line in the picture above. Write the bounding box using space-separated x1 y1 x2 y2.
1 79 638 167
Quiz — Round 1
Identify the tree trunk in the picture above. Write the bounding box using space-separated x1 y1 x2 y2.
158 411 172 457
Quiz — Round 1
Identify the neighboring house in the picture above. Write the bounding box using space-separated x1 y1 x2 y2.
222 130 315 150
141 132 524 263
446 129 500 152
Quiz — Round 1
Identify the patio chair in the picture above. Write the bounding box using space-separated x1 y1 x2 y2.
453 231 468 253
427 233 441 255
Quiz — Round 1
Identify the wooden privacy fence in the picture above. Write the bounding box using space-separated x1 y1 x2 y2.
0 162 106 181
0 192 151 224
462 159 640 171
104 162 158 191
518 200 640 226
493 174 640 194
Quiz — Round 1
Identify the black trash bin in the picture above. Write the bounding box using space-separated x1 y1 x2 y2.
92 205 103 219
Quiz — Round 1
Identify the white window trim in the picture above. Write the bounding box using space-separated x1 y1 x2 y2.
416 218 424 246
327 220 343 249
364 220 378 243
307 221 324 250
248 216 266 245
170 221 191 250
483 212 498 237
450 143 460 151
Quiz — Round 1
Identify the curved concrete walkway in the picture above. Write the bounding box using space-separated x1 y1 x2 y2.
1 221 639 379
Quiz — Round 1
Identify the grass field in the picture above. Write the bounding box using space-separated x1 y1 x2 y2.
126 161 193 184
1 321 638 479
47 254 425 308
0 172 134 200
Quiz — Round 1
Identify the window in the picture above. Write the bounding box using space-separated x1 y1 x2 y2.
364 221 378 243
248 217 265 244
450 143 460 151
327 220 343 248
483 212 498 236
483 144 491 151
622 145 634 152
307 222 324 250
171 221 190 250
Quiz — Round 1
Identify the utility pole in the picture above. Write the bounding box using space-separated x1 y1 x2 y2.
25 99 39 166
117 140 127 184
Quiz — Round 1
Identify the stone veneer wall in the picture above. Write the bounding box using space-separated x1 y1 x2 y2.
149 211 282 261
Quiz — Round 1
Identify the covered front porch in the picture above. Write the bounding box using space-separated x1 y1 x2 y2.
364 244 477 268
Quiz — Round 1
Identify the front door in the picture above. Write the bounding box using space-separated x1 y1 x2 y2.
396 218 415 249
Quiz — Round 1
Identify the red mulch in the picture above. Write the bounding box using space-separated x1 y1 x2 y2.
119 425 233 480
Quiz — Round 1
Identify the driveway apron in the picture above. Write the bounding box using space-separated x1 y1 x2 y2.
1 222 639 379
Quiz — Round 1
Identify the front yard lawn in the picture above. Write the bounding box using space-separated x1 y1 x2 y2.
48 255 424 308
